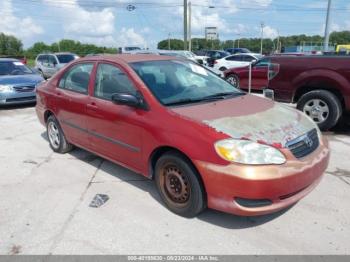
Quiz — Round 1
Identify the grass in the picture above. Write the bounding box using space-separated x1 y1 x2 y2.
27 59 35 68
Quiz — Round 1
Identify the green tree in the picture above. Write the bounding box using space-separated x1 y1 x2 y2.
0 33 23 55
158 39 184 50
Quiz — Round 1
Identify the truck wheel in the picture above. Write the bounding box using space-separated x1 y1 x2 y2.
226 74 240 88
297 90 342 131
47 115 74 153
155 152 206 218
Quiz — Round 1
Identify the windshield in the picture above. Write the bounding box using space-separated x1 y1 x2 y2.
130 60 244 106
56 54 75 64
0 61 33 75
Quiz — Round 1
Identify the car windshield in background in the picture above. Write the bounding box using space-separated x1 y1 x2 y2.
56 54 75 64
130 60 244 106
0 61 33 75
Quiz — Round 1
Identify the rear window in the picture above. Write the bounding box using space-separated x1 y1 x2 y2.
56 54 75 64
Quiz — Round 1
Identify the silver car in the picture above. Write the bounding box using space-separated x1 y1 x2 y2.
0 58 44 105
34 53 79 79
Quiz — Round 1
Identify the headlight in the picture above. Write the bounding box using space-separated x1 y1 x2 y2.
215 139 286 165
0 85 13 92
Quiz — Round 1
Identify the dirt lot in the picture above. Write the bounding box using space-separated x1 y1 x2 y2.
0 104 349 255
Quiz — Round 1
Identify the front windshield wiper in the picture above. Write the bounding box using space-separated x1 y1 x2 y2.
165 92 245 106
200 92 245 100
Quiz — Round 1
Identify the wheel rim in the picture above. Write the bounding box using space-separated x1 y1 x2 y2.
303 99 330 124
48 121 60 149
159 164 191 206
227 76 238 88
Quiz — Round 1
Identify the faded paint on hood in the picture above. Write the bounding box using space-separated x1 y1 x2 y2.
171 95 317 147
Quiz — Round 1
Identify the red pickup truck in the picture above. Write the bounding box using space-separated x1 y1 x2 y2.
224 56 350 130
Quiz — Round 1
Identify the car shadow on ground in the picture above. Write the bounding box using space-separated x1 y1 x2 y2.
40 132 292 229
0 103 36 111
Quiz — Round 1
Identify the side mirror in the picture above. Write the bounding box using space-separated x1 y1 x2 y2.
111 92 148 110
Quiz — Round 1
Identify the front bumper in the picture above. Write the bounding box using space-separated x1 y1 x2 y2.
194 137 330 216
0 91 36 105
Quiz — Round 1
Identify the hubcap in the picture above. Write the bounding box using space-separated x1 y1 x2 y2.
303 99 329 124
227 76 238 87
48 122 60 149
160 165 190 205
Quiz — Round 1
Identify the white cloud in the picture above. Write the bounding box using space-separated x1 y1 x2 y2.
0 0 43 40
42 0 146 47
263 25 278 39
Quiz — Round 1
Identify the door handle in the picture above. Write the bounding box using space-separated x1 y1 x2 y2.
87 103 98 110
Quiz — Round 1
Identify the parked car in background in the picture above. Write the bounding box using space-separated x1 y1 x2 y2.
36 54 329 217
0 56 27 64
203 50 230 67
224 55 350 130
35 52 79 79
225 48 252 54
118 46 142 54
158 50 204 64
0 58 44 105
213 53 263 71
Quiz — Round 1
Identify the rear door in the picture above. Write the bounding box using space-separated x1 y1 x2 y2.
55 62 94 147
86 62 143 171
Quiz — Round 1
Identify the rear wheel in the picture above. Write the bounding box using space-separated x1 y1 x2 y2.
226 74 240 88
155 152 206 218
46 115 73 153
297 90 342 131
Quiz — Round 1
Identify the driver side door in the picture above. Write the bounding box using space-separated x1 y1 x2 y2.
86 62 144 171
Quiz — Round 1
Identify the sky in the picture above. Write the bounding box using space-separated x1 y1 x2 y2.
1 0 350 49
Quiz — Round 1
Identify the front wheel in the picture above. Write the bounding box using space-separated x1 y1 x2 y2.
297 90 342 131
155 152 206 218
226 74 240 88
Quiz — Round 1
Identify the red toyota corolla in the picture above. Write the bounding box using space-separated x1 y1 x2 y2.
36 55 330 217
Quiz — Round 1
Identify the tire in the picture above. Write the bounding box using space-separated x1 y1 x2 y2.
46 115 74 153
297 90 342 131
226 74 240 88
219 67 227 72
155 152 206 218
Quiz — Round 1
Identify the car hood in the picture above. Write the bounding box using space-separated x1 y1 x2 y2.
0 74 44 86
171 94 317 147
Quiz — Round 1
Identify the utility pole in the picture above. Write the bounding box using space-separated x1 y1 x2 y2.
324 0 332 52
188 1 192 51
184 0 188 50
168 33 171 50
260 22 265 54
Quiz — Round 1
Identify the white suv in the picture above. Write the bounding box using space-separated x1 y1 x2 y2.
35 53 79 79
213 53 263 72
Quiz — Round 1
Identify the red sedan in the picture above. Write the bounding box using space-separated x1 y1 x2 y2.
36 55 330 217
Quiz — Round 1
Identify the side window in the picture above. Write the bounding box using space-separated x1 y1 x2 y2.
242 55 255 62
59 63 93 93
48 55 57 65
94 63 137 100
226 56 240 61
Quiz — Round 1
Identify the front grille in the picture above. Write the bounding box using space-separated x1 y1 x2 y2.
13 86 35 93
6 96 36 102
286 129 319 159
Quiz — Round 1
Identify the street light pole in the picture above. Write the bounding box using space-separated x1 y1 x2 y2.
260 22 265 54
188 1 192 51
324 0 332 52
168 33 171 50
184 0 188 50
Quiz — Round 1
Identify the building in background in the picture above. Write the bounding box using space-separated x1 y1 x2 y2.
205 27 218 40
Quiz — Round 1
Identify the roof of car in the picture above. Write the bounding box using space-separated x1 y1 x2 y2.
79 54 180 63
0 58 19 62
